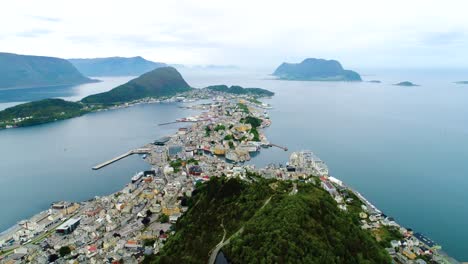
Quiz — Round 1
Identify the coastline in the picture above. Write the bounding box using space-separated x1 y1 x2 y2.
0 92 459 263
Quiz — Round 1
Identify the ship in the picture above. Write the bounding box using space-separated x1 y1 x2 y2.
131 172 144 183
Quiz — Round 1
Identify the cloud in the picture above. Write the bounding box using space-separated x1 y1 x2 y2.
2 0 468 68
30 15 61 22
420 32 466 46
16 29 52 38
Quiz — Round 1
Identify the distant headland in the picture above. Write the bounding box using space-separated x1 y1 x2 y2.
272 58 362 81
394 81 419 87
0 52 97 89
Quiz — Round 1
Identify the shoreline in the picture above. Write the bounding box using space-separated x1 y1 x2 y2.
0 92 459 263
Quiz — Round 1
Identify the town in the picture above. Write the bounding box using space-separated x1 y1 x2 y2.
0 91 459 264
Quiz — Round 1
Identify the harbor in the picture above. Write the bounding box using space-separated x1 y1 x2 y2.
0 89 460 264
92 148 151 170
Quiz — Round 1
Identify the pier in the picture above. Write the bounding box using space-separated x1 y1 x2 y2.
269 143 288 151
92 148 151 170
158 121 179 126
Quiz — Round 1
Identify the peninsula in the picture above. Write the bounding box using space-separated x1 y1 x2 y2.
69 56 166 77
0 52 96 89
0 67 274 129
272 58 362 81
0 90 456 264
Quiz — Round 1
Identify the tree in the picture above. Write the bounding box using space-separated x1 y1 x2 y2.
159 214 169 223
59 246 71 257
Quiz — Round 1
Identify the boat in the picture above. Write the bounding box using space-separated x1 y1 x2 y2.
142 154 147 159
131 172 144 183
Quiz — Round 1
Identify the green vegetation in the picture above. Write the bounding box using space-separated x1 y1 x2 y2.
205 85 274 97
146 177 390 264
237 103 249 114
187 158 199 165
228 141 235 149
205 126 211 137
250 127 260 141
144 239 157 247
373 226 404 248
247 97 262 105
169 159 183 173
81 67 191 105
241 116 262 128
0 52 96 89
214 124 226 132
59 246 71 257
159 214 169 223
0 99 90 128
224 134 233 141
273 58 362 81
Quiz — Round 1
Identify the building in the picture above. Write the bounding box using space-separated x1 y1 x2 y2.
56 218 81 235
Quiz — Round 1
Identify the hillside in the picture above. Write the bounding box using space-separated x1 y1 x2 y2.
146 175 390 264
273 58 362 81
204 85 274 97
0 98 88 128
69 56 166 77
81 67 192 104
0 52 96 89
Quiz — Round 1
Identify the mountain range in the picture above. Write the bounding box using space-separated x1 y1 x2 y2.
0 52 96 89
68 56 166 77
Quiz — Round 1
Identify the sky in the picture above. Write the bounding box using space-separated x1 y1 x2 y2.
1 0 468 69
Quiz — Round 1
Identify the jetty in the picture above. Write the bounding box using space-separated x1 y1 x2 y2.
92 148 151 170
269 143 288 151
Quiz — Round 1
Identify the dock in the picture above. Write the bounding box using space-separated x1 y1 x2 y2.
158 121 179 126
92 148 151 170
269 143 288 151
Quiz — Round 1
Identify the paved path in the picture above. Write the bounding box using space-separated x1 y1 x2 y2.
207 196 272 264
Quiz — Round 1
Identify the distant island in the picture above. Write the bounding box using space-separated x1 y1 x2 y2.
394 81 418 86
81 67 192 105
0 52 97 89
204 85 274 97
368 80 382 83
272 58 362 81
69 56 166 77
454 81 468 84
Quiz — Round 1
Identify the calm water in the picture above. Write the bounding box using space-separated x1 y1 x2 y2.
1 69 468 260
0 76 134 110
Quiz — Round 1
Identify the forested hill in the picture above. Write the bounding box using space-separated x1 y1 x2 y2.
146 175 390 264
81 67 191 105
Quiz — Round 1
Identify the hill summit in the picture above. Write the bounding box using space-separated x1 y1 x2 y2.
81 67 191 104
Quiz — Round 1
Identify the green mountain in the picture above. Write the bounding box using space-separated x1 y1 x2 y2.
0 98 88 128
205 85 274 97
146 175 390 264
273 58 362 81
81 67 192 105
68 56 166 77
0 52 96 89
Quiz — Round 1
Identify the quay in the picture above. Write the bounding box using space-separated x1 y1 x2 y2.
269 143 288 151
158 121 179 126
92 148 151 170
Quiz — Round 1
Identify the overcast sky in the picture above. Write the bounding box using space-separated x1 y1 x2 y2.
1 0 468 69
